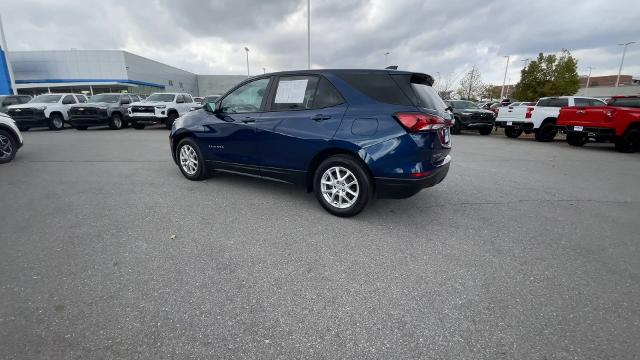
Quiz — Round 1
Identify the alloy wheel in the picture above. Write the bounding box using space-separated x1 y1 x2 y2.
179 144 198 175
320 166 359 209
53 117 63 129
0 134 13 159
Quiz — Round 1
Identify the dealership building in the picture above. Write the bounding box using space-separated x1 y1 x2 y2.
0 49 246 97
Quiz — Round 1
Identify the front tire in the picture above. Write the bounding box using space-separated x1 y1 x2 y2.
566 133 587 147
479 127 492 135
504 126 523 138
165 112 178 130
450 118 461 135
176 138 208 180
313 155 372 217
108 113 123 130
48 114 64 130
0 129 17 164
535 122 557 142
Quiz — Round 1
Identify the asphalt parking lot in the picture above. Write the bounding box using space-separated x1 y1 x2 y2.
1 127 639 359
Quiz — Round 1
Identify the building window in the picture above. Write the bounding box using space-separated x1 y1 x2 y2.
168 80 174 86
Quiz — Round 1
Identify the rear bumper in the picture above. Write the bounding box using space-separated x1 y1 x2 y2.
495 121 534 130
375 155 451 199
557 125 616 139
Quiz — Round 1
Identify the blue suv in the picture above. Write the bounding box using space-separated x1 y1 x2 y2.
170 69 452 217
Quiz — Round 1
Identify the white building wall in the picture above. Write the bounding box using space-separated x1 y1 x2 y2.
123 51 197 95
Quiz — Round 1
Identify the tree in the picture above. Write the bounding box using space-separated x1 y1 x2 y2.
456 66 485 100
434 72 457 99
512 49 580 101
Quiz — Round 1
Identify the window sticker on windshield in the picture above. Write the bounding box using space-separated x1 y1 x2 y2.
274 80 308 104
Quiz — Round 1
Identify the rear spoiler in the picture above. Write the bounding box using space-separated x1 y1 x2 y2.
410 73 435 87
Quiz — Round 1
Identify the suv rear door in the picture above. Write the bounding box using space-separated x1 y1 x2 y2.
255 75 347 182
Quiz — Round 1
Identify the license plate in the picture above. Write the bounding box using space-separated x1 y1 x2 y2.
574 126 584 131
507 121 512 126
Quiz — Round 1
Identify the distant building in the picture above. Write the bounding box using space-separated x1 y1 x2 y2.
1 49 246 97
577 74 640 98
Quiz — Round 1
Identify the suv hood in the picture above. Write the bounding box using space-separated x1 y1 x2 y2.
131 101 172 106
8 102 54 109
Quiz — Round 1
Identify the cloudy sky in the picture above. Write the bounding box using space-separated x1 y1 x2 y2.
1 0 638 85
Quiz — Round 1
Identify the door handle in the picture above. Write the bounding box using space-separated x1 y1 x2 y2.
311 114 331 121
241 117 256 124
576 110 585 114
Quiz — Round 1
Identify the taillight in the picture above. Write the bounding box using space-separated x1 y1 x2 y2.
525 107 534 119
394 113 450 132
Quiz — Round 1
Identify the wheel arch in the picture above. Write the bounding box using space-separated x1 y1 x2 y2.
0 124 19 144
170 129 198 163
305 147 374 193
540 117 557 127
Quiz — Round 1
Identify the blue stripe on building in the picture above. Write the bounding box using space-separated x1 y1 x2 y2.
0 49 13 95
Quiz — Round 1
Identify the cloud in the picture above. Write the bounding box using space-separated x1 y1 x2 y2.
1 0 638 84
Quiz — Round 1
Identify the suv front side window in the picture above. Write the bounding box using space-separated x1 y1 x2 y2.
62 95 77 105
220 78 270 114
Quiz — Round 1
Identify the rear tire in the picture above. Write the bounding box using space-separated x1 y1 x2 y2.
108 113 123 130
504 126 523 138
313 155 372 217
132 122 145 130
614 128 640 153
48 114 64 130
479 127 492 135
176 138 208 180
566 133 587 147
0 129 17 164
535 122 557 142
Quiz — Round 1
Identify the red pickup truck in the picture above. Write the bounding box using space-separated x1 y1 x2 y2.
557 96 640 152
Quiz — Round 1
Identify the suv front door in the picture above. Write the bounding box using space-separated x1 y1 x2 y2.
201 77 272 175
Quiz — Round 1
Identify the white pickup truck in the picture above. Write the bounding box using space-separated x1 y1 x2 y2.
7 93 88 131
495 96 606 141
128 92 195 129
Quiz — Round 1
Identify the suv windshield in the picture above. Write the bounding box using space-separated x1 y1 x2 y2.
30 95 62 103
450 100 478 109
609 97 640 108
88 94 120 103
146 94 175 102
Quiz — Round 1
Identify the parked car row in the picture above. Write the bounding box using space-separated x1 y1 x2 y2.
2 92 223 131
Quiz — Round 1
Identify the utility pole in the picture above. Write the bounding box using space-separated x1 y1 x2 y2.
244 47 250 77
0 14 17 95
500 55 510 99
262 67 266 74
307 0 311 69
585 66 593 89
615 42 635 87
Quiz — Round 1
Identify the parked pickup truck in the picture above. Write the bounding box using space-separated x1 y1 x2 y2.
556 95 640 153
495 96 606 141
128 92 195 129
494 102 536 138
445 100 495 135
69 93 142 130
7 93 88 131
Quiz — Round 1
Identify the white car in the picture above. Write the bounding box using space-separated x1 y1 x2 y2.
495 96 606 141
128 93 195 129
7 93 88 131
0 112 23 163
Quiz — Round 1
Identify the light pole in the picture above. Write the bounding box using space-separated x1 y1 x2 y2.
307 0 311 69
262 67 266 74
244 47 250 77
521 58 530 68
384 52 390 67
500 55 510 99
585 66 593 89
615 42 635 87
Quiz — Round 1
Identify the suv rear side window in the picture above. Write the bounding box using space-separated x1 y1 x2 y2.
271 76 319 111
313 77 344 108
62 95 77 104
76 95 87 103
537 98 568 107
574 98 590 107
338 72 413 106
